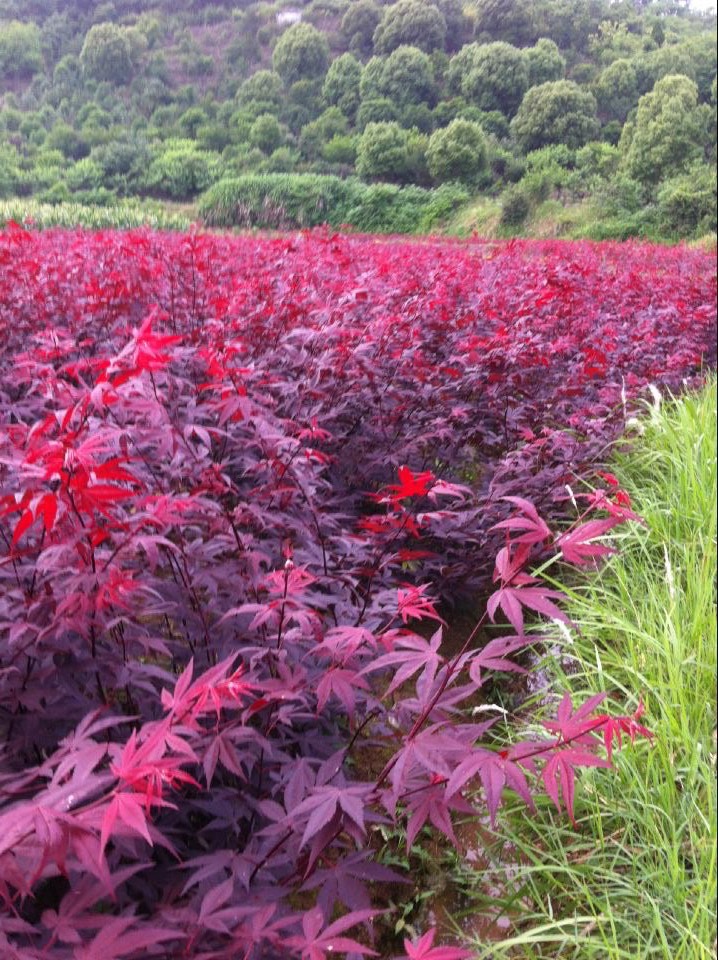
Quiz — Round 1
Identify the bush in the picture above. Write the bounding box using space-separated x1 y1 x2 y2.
0 19 43 79
143 141 224 199
80 22 135 84
273 22 330 85
356 96 400 130
249 113 285 154
511 80 598 152
378 45 437 107
619 74 708 185
426 118 488 184
340 0 381 57
461 41 529 117
500 182 532 225
657 162 717 237
322 53 362 121
356 121 414 182
198 172 466 232
373 0 447 55
237 70 283 117
527 38 565 87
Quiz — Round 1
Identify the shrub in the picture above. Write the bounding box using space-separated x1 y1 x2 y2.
373 0 447 55
0 227 707 960
0 19 43 79
619 74 708 185
356 121 413 181
461 41 529 117
249 113 285 154
340 0 382 57
500 182 532 225
273 22 330 85
378 45 437 107
323 52 362 120
143 141 224 199
657 162 717 237
526 38 566 87
80 22 134 84
426 118 488 184
511 80 598 152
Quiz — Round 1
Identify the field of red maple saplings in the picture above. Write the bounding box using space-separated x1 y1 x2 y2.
0 224 715 960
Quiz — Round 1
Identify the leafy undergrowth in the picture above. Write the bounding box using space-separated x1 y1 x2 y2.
461 379 717 959
0 225 715 959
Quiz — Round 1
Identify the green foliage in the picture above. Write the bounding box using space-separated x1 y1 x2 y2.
283 79 324 132
249 113 285 154
0 143 25 199
198 171 466 232
511 80 598 152
574 140 620 181
0 19 43 79
373 0 447 55
273 22 330 85
322 133 357 164
526 38 566 87
356 120 413 181
0 198 191 230
657 161 717 237
433 0 470 52
142 140 224 199
619 74 707 184
322 53 362 120
359 55 384 102
500 183 531 226
593 57 639 122
474 0 537 47
426 117 487 184
377 45 437 107
461 41 529 117
237 70 284 117
340 0 381 58
299 107 348 159
80 22 134 85
357 97 400 130
45 121 88 161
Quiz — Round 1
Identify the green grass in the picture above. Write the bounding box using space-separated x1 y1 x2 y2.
0 199 193 231
457 378 717 959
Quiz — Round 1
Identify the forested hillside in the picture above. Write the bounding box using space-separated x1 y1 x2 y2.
0 0 716 237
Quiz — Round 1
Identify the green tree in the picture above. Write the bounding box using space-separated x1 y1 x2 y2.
474 0 537 46
619 74 708 184
378 45 437 107
299 107 348 159
446 43 482 96
45 121 88 161
357 97 400 129
356 120 413 180
340 0 382 58
373 0 447 55
0 20 43 79
359 56 385 102
593 58 639 123
249 113 285 154
635 44 696 95
526 38 565 87
511 80 598 152
461 42 529 117
426 117 487 183
80 23 134 84
273 23 329 85
237 70 284 117
323 53 362 120
433 0 470 52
